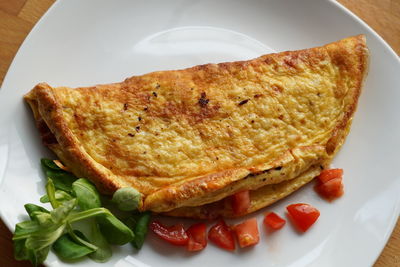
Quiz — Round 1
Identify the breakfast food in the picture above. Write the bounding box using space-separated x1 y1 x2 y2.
24 35 368 218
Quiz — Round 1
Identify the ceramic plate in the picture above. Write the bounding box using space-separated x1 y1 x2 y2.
1 0 400 266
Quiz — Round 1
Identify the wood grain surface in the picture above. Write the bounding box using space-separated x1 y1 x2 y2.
0 0 399 266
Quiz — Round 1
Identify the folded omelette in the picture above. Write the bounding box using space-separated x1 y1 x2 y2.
25 35 368 219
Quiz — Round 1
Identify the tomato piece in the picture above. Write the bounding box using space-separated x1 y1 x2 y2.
186 223 207 252
315 177 344 201
315 168 344 201
286 203 320 232
150 221 188 246
187 240 204 251
317 169 343 183
231 190 251 215
208 220 235 251
264 212 286 230
233 218 259 248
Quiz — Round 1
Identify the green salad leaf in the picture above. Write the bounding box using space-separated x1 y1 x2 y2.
41 159 76 193
13 158 152 266
97 212 135 245
24 204 49 220
88 221 112 262
72 178 101 210
131 211 151 249
53 231 95 260
40 190 73 204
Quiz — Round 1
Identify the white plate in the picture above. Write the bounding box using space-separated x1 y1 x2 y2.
1 0 400 266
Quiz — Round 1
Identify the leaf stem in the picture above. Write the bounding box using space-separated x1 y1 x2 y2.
66 223 98 251
68 208 109 223
46 179 59 208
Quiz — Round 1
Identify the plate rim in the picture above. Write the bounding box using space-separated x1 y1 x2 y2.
329 1 400 265
0 0 399 266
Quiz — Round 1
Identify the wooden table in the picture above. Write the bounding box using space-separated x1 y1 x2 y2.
0 0 399 266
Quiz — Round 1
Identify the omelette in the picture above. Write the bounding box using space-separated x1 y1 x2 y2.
24 35 368 218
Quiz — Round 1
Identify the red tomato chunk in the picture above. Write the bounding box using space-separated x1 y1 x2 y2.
233 218 259 248
315 169 344 201
316 178 344 200
187 223 207 252
150 221 188 246
232 190 251 215
264 212 286 230
208 220 236 251
286 203 320 232
317 168 343 183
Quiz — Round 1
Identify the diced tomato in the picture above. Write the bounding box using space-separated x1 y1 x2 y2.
264 212 286 230
315 168 344 201
317 169 343 183
208 220 236 251
315 177 344 201
150 221 188 246
232 190 251 215
286 203 320 232
233 218 259 248
186 223 207 252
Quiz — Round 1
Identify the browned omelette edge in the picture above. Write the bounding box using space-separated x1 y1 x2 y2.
25 84 131 193
144 145 328 212
165 165 322 219
24 35 369 214
324 36 369 156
